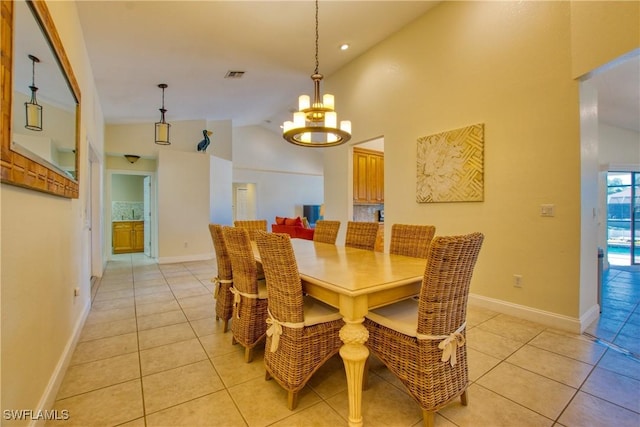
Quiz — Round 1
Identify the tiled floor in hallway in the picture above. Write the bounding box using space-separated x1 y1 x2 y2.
48 253 640 426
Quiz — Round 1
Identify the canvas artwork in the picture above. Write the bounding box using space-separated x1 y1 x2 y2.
416 123 484 203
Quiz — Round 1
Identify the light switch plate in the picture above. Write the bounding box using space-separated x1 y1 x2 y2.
540 204 555 217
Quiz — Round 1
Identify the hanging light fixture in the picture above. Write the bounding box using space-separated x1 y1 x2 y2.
25 54 43 131
155 83 171 145
283 0 351 147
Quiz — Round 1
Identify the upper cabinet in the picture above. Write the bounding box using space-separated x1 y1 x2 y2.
353 147 384 204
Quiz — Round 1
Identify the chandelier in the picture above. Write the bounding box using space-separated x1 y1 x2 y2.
155 83 171 145
282 0 351 147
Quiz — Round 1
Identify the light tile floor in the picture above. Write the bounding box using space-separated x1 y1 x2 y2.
48 254 640 426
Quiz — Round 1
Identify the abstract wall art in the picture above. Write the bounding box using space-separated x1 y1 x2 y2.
416 123 484 203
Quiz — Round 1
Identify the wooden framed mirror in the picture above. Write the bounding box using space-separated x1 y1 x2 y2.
1 0 80 198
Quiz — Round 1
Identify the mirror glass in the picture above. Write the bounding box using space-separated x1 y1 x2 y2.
1 0 80 198
12 0 77 179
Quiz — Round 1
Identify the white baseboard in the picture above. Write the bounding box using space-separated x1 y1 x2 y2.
579 303 601 333
468 293 600 334
157 252 214 264
32 299 91 427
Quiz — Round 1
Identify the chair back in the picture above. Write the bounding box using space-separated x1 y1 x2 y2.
255 231 304 323
222 226 259 295
234 220 268 240
389 224 436 258
417 232 484 337
345 221 379 251
313 220 341 244
208 224 232 280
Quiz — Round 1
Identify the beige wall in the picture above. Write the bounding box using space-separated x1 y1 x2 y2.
0 0 105 423
599 123 640 167
157 150 212 262
325 1 638 326
106 119 231 160
570 0 640 79
112 174 145 201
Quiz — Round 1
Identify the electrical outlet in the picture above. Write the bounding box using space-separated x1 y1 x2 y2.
513 275 523 288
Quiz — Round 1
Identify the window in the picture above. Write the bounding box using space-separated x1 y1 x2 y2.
607 172 640 265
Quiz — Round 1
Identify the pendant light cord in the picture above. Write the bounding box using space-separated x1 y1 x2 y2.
31 58 35 87
314 0 319 75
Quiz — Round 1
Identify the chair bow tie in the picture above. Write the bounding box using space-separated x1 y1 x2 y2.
438 331 466 367
229 287 259 318
417 322 466 367
265 310 305 352
212 277 232 299
266 317 283 352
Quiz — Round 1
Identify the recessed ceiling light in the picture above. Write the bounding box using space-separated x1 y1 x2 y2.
339 43 350 51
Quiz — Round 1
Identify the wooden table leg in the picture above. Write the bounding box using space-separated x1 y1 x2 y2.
338 292 370 427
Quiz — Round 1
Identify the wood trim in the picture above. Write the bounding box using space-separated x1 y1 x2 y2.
1 0 81 198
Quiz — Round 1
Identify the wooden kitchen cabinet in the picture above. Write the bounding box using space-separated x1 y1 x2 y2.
369 153 384 203
133 222 145 251
113 221 144 254
353 147 384 204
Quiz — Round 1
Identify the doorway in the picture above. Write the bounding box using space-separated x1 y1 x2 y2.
107 170 157 260
87 142 103 299
233 182 257 221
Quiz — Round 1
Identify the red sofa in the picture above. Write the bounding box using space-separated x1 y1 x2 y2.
271 216 315 240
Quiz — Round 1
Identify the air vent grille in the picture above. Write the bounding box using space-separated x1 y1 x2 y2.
225 70 245 79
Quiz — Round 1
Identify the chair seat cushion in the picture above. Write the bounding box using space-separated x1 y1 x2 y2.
365 298 418 337
258 279 268 299
303 296 342 326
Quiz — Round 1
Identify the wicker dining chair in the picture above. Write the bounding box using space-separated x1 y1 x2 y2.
233 219 268 241
312 220 341 244
254 231 344 410
208 224 234 333
363 232 484 427
222 226 269 363
389 224 436 259
345 221 379 251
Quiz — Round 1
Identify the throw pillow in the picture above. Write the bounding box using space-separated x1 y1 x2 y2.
284 217 303 227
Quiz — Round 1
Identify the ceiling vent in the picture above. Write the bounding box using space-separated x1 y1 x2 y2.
225 70 245 79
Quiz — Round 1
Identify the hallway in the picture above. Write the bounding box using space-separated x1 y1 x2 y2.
48 255 639 426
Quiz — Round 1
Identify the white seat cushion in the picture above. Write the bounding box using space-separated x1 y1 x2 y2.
303 296 342 326
365 298 419 337
257 279 268 299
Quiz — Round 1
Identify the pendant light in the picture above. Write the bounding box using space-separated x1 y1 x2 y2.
282 0 351 147
155 83 171 145
25 54 43 131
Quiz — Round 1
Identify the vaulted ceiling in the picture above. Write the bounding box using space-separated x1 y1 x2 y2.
15 1 639 140
75 1 639 135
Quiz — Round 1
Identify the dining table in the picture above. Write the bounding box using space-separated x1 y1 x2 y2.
253 237 427 427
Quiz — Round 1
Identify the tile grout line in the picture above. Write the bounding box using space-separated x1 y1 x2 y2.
130 254 150 426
